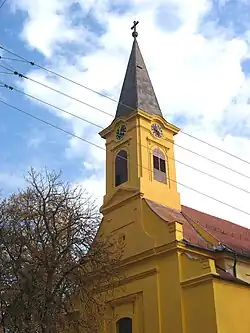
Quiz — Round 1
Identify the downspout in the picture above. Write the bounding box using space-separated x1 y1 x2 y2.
232 252 238 278
214 244 238 278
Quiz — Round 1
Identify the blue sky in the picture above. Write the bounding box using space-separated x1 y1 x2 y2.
1 0 250 225
0 2 85 188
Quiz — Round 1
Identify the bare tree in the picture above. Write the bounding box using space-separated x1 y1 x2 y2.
0 168 121 333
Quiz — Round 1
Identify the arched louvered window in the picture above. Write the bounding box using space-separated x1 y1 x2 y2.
115 150 128 187
153 148 167 183
117 317 132 333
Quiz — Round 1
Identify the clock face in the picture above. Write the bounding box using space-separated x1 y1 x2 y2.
116 124 127 140
151 123 163 138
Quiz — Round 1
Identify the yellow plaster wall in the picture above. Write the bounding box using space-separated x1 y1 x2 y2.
213 279 250 333
136 113 181 210
141 199 183 248
156 252 184 333
180 251 217 282
179 251 218 333
103 268 160 333
99 193 183 260
102 249 185 333
102 117 140 205
98 196 156 259
100 111 181 211
182 280 218 333
98 104 250 333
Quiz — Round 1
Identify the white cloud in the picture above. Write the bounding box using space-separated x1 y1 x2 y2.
10 0 250 226
12 0 96 57
76 174 105 209
0 172 25 190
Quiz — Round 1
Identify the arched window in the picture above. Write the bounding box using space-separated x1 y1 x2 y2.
153 148 167 183
115 150 128 187
117 317 132 333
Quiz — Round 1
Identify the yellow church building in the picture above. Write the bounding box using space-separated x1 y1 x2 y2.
97 24 250 333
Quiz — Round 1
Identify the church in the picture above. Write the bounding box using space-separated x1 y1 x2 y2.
97 23 250 333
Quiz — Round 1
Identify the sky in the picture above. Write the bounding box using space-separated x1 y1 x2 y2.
1 0 250 226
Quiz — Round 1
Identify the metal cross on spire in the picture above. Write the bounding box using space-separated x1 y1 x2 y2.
131 20 139 38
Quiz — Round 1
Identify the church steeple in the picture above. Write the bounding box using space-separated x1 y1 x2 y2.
100 22 181 212
115 22 163 119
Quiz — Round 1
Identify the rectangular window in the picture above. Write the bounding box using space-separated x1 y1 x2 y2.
153 154 167 184
115 174 121 187
153 155 159 170
115 150 128 187
160 159 166 173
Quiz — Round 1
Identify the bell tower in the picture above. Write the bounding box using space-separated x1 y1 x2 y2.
99 22 181 213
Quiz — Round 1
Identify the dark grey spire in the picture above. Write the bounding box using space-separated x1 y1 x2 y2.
115 28 163 119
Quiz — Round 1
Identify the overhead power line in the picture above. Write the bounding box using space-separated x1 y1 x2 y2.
0 98 103 150
1 97 250 218
0 79 103 129
1 64 250 182
2 78 250 194
0 63 113 118
0 0 7 10
0 43 250 166
169 139 250 180
1 78 250 193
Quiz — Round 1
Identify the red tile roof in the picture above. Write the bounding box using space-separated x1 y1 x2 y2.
182 205 250 256
145 199 250 257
